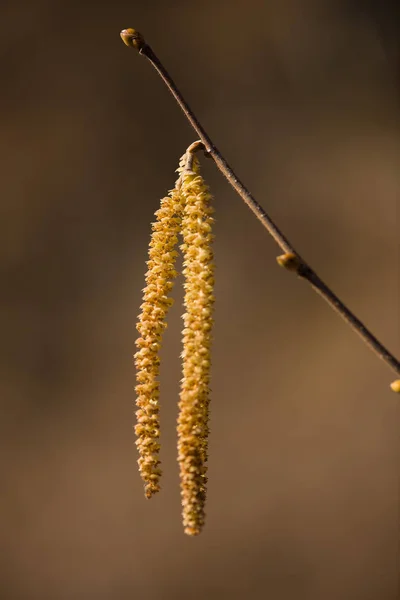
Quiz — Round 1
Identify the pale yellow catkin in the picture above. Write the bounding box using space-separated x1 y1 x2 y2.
135 157 186 498
178 156 215 535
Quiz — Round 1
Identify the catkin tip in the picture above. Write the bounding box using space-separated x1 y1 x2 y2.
184 527 201 536
120 28 146 51
390 379 400 393
145 482 161 499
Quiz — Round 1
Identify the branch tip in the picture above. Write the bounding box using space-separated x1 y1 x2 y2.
120 28 146 51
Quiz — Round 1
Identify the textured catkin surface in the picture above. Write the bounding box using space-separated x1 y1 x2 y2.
178 159 215 535
1 1 399 599
134 182 183 498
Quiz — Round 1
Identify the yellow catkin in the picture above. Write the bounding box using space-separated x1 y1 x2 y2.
135 157 186 498
178 156 215 535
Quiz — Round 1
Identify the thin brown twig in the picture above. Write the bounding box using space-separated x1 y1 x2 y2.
120 28 400 381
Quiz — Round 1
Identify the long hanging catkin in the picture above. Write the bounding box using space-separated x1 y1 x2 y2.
134 149 215 535
134 158 186 498
178 155 215 535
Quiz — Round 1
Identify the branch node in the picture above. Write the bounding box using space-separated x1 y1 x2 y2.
276 252 303 273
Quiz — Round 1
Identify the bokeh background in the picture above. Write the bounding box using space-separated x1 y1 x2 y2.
1 1 399 598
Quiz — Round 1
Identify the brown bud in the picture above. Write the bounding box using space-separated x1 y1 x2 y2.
120 28 146 51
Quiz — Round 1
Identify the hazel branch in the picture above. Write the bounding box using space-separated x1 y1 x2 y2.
120 28 400 385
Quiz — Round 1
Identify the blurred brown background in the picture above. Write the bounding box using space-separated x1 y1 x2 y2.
1 1 399 598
